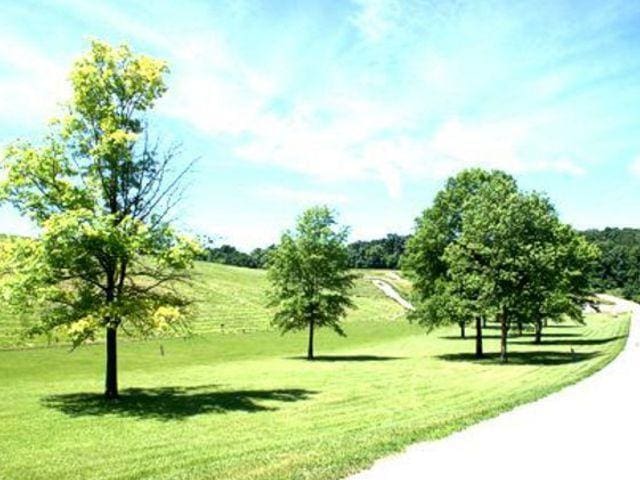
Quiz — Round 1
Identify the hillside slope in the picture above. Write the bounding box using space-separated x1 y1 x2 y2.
0 262 406 348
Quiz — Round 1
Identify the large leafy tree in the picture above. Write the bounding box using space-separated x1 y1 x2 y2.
267 206 356 360
446 185 596 362
528 225 599 343
0 41 199 398
402 169 517 356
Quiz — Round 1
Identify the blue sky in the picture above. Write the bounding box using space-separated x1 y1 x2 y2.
1 0 640 250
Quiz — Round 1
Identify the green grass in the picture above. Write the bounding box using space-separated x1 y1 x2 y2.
0 262 405 348
355 269 414 298
0 310 629 480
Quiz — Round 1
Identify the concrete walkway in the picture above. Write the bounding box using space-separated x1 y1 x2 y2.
348 295 639 480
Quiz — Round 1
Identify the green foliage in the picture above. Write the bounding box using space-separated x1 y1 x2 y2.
197 237 275 269
347 234 408 269
402 169 517 300
448 186 596 324
403 169 517 330
403 168 597 361
582 228 640 301
0 41 198 395
267 206 356 350
197 234 407 271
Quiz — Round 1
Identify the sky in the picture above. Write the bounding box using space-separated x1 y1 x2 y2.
1 0 640 250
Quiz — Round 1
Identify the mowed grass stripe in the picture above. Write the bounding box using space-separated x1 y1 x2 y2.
0 312 628 479
0 263 404 348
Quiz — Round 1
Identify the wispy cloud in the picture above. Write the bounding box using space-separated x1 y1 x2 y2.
255 186 350 206
0 32 69 127
1 0 639 245
629 157 640 177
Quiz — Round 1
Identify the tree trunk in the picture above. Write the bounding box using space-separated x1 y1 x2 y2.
459 321 466 339
534 320 542 344
105 326 118 399
307 318 315 360
500 314 508 364
544 318 548 327
475 316 483 358
516 320 523 336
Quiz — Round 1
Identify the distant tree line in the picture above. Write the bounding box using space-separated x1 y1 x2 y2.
347 234 408 269
197 237 274 269
198 229 640 305
582 228 640 301
198 234 408 269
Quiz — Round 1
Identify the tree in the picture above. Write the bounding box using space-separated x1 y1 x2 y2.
402 169 517 355
446 186 595 362
250 245 276 268
267 206 356 360
529 226 599 343
347 234 408 269
582 228 640 301
0 41 199 399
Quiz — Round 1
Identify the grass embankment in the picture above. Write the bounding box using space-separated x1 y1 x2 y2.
0 304 629 479
0 263 404 348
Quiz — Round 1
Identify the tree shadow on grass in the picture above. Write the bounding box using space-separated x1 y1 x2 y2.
545 324 584 329
439 332 583 341
288 355 402 362
436 350 601 366
41 385 317 421
511 335 627 346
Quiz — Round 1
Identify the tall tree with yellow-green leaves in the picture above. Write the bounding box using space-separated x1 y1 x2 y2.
0 41 199 399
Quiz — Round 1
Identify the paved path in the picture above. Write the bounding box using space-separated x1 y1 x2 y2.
348 295 639 480
370 279 414 310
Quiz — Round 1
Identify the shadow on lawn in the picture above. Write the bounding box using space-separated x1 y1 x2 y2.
437 350 601 365
511 335 627 347
440 332 583 341
481 324 583 330
288 355 402 362
41 385 317 420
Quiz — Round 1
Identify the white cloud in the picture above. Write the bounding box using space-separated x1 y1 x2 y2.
182 215 283 251
0 33 69 126
350 0 398 42
427 118 586 177
629 156 640 177
0 2 590 203
430 118 528 173
255 186 350 206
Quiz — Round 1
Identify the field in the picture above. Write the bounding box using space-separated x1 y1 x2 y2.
0 263 405 347
0 264 630 480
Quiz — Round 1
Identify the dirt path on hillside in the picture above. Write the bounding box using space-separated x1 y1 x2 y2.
370 279 414 310
347 294 639 480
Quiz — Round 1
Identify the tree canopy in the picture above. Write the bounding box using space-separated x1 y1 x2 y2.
403 168 597 362
197 236 275 269
267 206 356 360
582 228 640 301
0 40 199 398
403 169 518 352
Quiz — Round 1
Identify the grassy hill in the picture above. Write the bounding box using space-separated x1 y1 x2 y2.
0 261 632 479
0 312 629 479
0 262 406 348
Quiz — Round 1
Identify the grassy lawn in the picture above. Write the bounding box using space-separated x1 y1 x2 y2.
0 311 629 480
0 263 404 347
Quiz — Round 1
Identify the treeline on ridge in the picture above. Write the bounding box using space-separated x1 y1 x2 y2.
583 228 640 302
197 234 408 269
198 229 640 301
